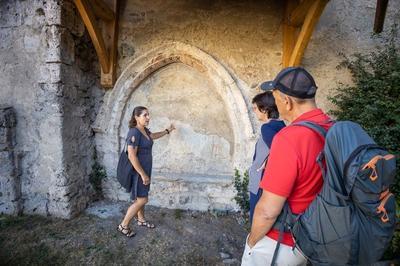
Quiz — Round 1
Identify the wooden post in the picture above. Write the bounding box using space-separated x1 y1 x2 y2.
374 0 389 33
101 0 120 88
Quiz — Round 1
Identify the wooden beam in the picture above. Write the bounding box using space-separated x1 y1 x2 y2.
374 0 389 33
101 0 120 88
90 0 115 21
288 0 329 66
283 0 299 67
289 0 315 27
74 0 110 73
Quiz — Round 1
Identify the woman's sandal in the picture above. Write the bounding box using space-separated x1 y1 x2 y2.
137 220 155 229
117 224 136 237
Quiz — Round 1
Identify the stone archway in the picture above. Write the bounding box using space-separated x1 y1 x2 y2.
94 42 255 210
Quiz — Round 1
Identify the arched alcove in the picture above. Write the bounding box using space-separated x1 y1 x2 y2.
94 42 255 210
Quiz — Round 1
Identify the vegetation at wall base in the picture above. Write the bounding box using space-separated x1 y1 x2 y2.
329 25 400 260
89 149 107 200
233 168 250 220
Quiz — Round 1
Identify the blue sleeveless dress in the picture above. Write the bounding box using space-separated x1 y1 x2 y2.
126 127 153 199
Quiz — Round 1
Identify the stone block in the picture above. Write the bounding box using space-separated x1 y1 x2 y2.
38 63 61 83
0 29 13 50
62 1 85 37
0 151 15 176
0 1 23 27
0 106 16 128
45 25 75 64
0 127 15 151
45 0 62 26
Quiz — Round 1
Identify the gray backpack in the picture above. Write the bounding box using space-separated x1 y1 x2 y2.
272 121 397 265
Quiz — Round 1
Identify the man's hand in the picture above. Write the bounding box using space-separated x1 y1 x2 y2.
248 190 287 248
247 235 257 248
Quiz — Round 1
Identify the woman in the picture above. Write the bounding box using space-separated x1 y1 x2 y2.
248 91 285 224
118 106 175 237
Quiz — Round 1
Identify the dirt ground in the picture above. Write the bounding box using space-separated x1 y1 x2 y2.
0 201 248 266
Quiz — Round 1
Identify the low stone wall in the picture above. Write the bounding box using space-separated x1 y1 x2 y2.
103 173 237 211
0 106 20 215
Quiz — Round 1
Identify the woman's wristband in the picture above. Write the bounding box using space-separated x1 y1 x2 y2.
165 129 170 134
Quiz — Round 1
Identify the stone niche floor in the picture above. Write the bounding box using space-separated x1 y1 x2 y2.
0 200 248 265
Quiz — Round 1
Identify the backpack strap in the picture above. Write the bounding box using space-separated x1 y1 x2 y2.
271 202 296 265
123 140 128 153
271 120 332 265
292 120 328 139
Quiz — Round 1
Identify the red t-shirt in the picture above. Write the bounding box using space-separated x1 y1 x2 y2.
259 109 332 246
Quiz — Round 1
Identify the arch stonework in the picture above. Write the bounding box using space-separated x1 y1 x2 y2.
94 42 255 210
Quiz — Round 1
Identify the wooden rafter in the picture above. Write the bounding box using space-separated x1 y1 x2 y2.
92 0 115 21
101 0 120 87
289 0 315 27
282 0 329 67
74 0 119 88
283 0 298 67
374 0 389 33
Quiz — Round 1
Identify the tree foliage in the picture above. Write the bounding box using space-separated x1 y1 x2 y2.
329 26 400 259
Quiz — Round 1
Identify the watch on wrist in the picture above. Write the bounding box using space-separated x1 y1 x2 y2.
165 129 170 134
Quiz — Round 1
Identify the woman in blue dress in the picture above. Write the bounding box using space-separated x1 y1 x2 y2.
118 106 175 237
248 92 285 224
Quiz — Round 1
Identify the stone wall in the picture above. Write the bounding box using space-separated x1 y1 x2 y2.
0 0 103 218
116 0 400 112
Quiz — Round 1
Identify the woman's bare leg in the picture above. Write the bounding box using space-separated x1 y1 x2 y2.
121 197 148 227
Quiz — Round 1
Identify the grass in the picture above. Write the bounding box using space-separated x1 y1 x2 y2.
174 209 183 220
0 206 248 265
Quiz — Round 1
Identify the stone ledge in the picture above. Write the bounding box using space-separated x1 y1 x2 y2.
152 172 234 184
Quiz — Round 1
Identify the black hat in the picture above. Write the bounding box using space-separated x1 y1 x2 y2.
260 67 317 99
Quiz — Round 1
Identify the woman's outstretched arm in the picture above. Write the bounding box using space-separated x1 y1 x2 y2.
150 124 175 140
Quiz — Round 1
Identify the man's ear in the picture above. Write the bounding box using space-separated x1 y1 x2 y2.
284 95 292 111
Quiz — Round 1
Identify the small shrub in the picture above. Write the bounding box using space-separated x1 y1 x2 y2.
329 25 400 259
89 149 107 199
233 168 250 216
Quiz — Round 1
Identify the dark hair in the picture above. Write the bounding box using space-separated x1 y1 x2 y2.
129 106 148 128
252 91 279 119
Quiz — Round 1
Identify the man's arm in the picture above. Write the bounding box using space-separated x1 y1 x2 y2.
247 190 286 247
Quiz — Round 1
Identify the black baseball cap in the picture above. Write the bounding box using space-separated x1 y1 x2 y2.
260 67 317 99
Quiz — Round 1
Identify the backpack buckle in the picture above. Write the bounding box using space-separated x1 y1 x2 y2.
376 191 393 223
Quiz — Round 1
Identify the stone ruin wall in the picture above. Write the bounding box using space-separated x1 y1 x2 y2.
0 0 103 218
0 0 399 217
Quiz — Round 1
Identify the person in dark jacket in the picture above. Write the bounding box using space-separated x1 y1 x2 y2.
117 106 175 237
248 92 285 224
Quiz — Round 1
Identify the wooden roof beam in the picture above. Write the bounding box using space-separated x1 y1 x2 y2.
74 0 110 73
91 0 115 21
283 0 299 67
74 0 120 88
374 0 389 33
289 0 315 27
101 0 120 87
288 0 329 66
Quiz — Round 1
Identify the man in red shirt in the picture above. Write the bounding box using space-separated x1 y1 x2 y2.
242 67 333 266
